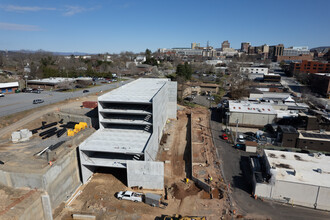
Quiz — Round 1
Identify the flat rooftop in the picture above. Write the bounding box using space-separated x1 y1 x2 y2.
229 100 276 114
28 78 76 85
98 78 169 103
79 129 151 154
264 150 330 187
0 82 19 88
298 131 330 142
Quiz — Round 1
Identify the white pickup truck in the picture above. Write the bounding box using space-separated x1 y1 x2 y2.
116 191 143 202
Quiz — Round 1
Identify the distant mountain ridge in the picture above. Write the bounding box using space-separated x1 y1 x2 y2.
310 46 330 53
2 49 93 56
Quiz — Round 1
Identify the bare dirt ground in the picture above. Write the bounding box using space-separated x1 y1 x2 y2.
55 106 229 220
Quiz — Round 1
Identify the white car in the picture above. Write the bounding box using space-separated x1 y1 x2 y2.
0 93 4 97
116 191 143 202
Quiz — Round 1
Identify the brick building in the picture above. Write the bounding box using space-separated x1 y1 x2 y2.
289 60 330 74
276 54 313 62
310 73 330 97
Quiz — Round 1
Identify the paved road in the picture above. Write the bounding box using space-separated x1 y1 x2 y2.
280 75 306 98
0 79 133 117
209 109 330 220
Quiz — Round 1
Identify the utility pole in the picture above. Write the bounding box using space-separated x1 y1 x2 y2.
225 112 230 133
235 119 239 144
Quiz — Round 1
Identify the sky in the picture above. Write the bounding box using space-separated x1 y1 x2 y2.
0 0 329 54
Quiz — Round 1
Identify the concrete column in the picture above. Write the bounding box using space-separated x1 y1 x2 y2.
41 194 53 220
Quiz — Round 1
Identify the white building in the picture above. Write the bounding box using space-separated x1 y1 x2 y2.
252 150 330 211
228 100 276 127
240 67 269 75
240 67 269 80
283 46 310 56
79 78 177 189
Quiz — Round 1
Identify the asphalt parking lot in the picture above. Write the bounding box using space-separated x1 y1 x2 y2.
0 79 133 117
191 95 213 107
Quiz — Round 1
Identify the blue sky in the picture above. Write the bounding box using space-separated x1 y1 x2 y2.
0 0 329 53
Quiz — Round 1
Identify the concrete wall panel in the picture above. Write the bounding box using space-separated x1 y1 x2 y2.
255 183 273 198
44 149 81 207
145 82 168 161
127 161 164 190
167 81 177 119
272 181 318 208
316 187 330 211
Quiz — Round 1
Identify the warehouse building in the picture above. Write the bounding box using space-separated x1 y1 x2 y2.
296 131 330 152
228 101 276 127
79 78 177 189
0 82 19 94
27 78 76 90
252 150 330 211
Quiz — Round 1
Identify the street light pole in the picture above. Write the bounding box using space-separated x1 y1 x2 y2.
235 119 239 145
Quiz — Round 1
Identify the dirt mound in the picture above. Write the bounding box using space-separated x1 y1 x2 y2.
171 182 201 200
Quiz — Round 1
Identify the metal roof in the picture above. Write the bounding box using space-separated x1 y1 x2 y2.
28 78 75 85
265 150 330 187
98 78 169 103
79 129 151 154
0 82 19 88
229 100 276 115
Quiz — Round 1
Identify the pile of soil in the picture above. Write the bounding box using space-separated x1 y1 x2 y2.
171 182 201 200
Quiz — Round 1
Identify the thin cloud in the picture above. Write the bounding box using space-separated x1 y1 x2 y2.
63 6 86 16
1 5 56 12
0 22 41 31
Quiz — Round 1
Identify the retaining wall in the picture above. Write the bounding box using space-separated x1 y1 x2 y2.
0 148 81 209
188 113 212 193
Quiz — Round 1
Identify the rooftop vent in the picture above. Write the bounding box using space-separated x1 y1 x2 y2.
314 168 323 174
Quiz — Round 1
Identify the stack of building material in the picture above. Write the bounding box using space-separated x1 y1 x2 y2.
82 101 98 109
11 131 21 143
11 129 32 143
20 129 32 141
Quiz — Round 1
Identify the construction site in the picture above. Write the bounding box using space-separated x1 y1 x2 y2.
0 78 230 220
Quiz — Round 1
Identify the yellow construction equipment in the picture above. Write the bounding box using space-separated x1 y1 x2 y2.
67 129 75 136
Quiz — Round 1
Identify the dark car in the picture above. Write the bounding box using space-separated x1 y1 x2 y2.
83 90 89 93
32 88 41 93
234 143 246 150
245 136 257 141
33 99 44 104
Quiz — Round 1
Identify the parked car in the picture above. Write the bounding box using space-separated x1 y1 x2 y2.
0 93 4 97
22 88 32 93
223 128 230 134
83 90 89 93
245 136 257 142
237 134 245 143
33 99 44 104
116 191 143 202
234 143 246 150
222 133 228 140
32 88 41 93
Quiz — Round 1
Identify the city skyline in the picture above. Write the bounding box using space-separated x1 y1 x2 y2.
0 0 329 53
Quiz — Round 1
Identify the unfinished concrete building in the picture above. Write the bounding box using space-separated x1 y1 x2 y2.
79 78 177 189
